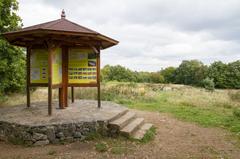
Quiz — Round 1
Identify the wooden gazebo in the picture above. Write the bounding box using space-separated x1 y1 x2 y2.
3 10 118 115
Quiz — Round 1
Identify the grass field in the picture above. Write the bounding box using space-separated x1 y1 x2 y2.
1 82 240 137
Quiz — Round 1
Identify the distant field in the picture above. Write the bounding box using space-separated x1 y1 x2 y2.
1 82 240 137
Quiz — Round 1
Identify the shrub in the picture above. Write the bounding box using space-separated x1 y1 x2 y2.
202 77 215 91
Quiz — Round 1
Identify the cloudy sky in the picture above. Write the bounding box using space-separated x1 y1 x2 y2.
18 0 240 71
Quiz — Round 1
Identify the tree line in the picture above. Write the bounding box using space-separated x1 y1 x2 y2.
101 60 240 90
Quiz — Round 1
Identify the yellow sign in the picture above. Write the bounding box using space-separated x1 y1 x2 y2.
30 49 48 83
53 48 62 84
68 48 97 84
30 48 62 84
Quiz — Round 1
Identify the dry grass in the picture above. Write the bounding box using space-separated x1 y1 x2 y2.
0 88 59 107
167 87 240 110
1 82 239 110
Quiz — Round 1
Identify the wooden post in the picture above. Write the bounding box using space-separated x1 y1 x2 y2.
71 86 74 103
26 46 31 108
58 88 63 108
58 48 64 109
96 49 101 108
61 46 68 108
48 47 53 115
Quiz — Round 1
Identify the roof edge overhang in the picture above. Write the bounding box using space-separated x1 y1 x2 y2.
2 29 119 49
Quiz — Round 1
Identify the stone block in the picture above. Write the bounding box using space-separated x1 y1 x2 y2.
32 133 47 141
33 140 49 146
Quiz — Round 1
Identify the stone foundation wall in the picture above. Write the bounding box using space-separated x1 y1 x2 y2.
0 121 108 146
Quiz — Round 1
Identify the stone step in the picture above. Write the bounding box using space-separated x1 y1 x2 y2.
108 109 129 122
132 123 153 140
120 118 144 137
109 111 136 129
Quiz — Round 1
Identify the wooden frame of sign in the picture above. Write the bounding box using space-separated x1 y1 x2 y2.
26 44 101 116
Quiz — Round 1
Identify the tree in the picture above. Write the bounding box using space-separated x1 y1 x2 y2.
174 60 207 86
208 61 228 88
160 67 176 83
0 0 22 33
101 65 136 82
101 64 111 82
0 0 25 95
135 71 151 83
149 72 164 83
226 60 240 89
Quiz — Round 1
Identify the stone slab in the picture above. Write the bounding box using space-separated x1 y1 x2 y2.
0 100 128 126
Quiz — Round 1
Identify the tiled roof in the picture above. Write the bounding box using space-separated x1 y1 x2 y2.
17 18 98 34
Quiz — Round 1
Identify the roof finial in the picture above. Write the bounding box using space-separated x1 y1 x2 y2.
61 9 66 19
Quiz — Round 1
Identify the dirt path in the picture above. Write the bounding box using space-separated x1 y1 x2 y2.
0 110 239 159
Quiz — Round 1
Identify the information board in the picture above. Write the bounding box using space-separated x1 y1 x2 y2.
68 48 97 84
30 48 62 84
52 48 62 84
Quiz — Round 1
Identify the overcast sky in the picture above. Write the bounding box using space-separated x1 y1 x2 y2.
18 0 240 71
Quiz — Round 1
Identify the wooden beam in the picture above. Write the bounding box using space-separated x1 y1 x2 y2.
30 83 62 88
52 84 62 89
68 83 98 87
30 83 48 87
71 86 74 103
59 88 63 108
26 46 31 108
62 46 68 108
96 48 101 108
51 37 101 46
48 46 53 115
91 46 100 54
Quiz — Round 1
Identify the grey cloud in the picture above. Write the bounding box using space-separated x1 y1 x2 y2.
18 0 240 71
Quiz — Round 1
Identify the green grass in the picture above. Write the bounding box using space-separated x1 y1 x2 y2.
140 127 156 143
85 131 137 154
85 131 102 140
95 142 108 152
121 89 240 136
110 146 128 154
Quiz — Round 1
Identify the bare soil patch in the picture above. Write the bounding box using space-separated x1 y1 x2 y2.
0 110 239 159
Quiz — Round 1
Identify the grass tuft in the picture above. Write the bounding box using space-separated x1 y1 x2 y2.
85 131 102 141
95 142 108 152
47 150 57 155
140 127 156 143
8 137 25 145
111 146 128 154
